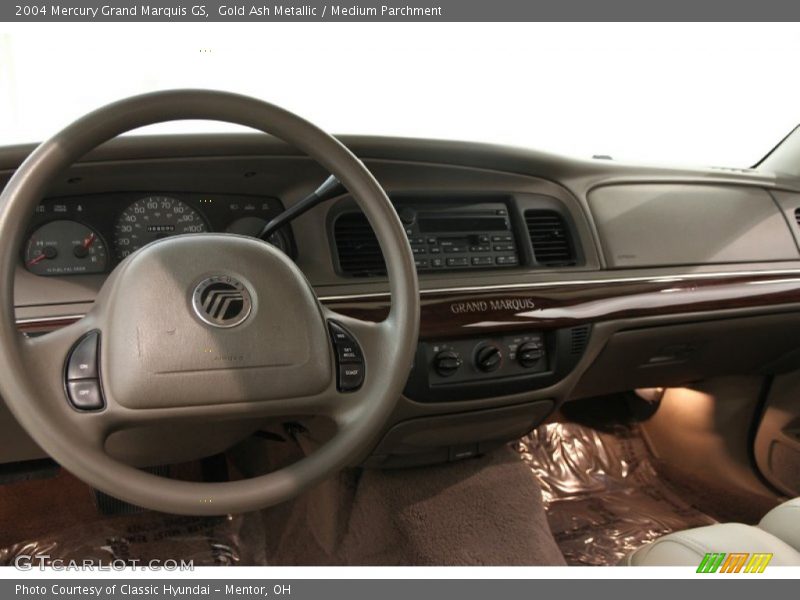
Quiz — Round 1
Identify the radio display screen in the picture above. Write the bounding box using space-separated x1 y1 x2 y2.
418 216 508 233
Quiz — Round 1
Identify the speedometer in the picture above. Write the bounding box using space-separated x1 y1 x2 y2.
114 196 207 259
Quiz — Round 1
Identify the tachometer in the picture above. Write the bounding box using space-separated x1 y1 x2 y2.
24 220 108 276
114 196 207 259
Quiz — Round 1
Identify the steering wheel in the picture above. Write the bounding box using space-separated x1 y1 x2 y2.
0 90 419 515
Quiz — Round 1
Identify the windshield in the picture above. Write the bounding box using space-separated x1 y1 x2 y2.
1 22 797 168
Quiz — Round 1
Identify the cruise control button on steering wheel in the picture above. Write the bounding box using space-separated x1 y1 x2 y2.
65 331 104 410
328 321 366 391
65 331 100 380
66 380 104 411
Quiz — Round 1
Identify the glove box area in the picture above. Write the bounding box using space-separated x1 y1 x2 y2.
571 312 800 399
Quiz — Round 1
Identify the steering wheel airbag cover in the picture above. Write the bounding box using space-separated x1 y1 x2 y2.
102 234 331 409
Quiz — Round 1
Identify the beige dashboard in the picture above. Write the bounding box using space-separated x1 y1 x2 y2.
5 133 800 468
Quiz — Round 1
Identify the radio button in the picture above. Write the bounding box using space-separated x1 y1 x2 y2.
399 207 416 226
444 246 466 253
412 247 427 255
431 258 444 267
415 259 429 269
496 255 519 265
494 244 515 251
447 257 469 267
492 235 512 242
429 247 441 254
472 256 493 266
427 237 438 244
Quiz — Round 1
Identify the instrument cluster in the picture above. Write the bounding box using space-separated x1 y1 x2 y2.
23 192 292 276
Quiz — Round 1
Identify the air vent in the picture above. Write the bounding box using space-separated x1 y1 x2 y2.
334 212 386 277
569 325 591 357
794 207 800 228
525 210 576 267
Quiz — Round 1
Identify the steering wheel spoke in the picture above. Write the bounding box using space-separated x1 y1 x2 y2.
22 307 383 437
19 315 116 448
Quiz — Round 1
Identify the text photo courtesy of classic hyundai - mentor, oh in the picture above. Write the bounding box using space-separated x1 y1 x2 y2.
1 88 800 568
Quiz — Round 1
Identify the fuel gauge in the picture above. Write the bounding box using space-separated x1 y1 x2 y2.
25 220 109 276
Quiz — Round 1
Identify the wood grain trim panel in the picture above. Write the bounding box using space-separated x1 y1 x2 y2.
17 316 81 334
326 272 800 339
16 272 800 338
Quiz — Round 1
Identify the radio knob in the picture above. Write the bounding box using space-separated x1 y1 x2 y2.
518 341 544 368
433 350 462 377
398 207 416 226
475 344 502 373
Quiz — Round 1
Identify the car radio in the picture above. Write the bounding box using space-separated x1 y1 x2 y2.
397 202 520 272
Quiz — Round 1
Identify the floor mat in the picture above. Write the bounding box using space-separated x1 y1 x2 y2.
516 423 716 565
0 512 266 566
0 469 267 566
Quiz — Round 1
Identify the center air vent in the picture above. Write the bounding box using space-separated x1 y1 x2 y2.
525 210 576 267
794 207 800 228
334 212 386 277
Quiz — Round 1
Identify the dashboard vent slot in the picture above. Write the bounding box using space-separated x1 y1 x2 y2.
795 208 800 228
525 210 576 267
334 212 386 277
569 325 591 357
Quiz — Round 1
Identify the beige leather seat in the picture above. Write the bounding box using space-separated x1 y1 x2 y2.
624 498 800 566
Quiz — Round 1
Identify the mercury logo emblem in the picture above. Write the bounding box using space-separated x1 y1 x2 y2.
192 275 252 328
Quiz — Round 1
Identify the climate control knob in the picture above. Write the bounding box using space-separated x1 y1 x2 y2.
433 350 462 377
517 341 544 368
474 344 502 373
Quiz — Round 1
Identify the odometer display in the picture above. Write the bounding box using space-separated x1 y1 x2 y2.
114 196 207 259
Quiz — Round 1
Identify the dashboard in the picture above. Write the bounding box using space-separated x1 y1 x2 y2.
5 133 800 474
23 192 293 276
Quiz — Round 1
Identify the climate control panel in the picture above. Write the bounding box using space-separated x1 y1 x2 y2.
428 332 548 386
404 326 590 402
